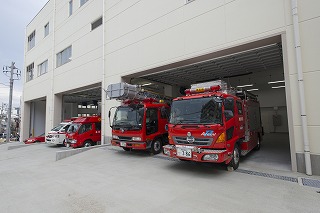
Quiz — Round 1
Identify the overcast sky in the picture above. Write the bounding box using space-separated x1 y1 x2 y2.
0 0 48 108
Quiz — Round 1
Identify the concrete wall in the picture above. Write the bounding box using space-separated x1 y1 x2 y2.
23 0 103 140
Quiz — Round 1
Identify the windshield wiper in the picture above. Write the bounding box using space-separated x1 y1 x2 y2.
172 120 182 128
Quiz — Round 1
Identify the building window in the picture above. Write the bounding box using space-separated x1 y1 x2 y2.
91 17 102 31
26 63 34 82
80 0 88 7
56 46 72 67
27 31 35 50
44 23 49 37
38 60 48 76
69 0 73 16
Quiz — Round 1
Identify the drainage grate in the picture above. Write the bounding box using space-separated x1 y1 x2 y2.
301 178 320 188
236 169 298 183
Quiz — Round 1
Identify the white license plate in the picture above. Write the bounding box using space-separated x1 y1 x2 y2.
120 142 126 147
176 147 192 158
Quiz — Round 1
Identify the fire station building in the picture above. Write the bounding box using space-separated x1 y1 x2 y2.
22 0 320 175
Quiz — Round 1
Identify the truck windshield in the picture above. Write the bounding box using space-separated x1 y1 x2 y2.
67 123 81 133
170 97 222 125
113 105 144 129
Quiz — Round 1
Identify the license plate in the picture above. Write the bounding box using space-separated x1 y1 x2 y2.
120 142 126 147
176 147 192 158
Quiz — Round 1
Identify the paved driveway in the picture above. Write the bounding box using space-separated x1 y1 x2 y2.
0 143 319 213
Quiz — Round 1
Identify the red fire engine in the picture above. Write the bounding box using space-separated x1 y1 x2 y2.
163 80 263 170
65 116 101 148
107 82 170 154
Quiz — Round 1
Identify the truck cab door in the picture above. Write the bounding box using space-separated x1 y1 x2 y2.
77 123 93 145
223 98 236 142
146 108 158 136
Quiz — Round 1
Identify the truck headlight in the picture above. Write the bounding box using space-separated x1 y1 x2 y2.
203 154 219 161
132 137 141 141
112 135 119 139
70 139 77 144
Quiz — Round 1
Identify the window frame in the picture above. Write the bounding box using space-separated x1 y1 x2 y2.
38 60 48 76
69 0 73 16
26 63 34 82
27 30 36 51
91 16 102 31
44 23 49 37
80 0 88 7
56 46 72 67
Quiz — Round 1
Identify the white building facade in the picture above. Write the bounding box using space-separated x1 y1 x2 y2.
23 0 320 175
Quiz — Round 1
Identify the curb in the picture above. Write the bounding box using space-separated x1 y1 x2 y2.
56 144 111 161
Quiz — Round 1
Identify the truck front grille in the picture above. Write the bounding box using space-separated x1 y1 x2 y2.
173 137 213 146
118 136 132 142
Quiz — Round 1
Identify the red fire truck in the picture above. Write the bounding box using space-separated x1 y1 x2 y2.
107 82 170 154
163 80 263 170
65 116 101 148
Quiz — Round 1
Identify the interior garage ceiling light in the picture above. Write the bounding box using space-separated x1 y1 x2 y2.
247 88 259 91
237 84 253 88
272 85 286 89
268 80 285 84
141 83 152 86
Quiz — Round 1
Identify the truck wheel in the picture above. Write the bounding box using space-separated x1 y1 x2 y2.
123 147 131 151
150 139 162 155
84 140 92 147
254 137 261 151
227 144 240 171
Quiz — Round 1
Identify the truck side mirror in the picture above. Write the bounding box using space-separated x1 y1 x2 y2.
60 129 66 133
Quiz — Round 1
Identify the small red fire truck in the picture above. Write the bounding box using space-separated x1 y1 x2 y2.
65 116 101 148
163 80 263 170
107 82 170 154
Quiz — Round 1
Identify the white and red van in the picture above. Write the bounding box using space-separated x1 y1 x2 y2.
46 121 72 145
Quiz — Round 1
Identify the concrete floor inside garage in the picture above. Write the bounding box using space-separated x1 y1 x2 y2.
240 133 291 172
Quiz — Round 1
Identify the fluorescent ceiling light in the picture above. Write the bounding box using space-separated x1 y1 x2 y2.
237 84 253 88
247 88 259 92
268 80 285 84
272 86 285 89
141 83 152 86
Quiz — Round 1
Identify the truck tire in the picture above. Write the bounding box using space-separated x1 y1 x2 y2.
123 147 131 151
150 139 162 155
227 144 240 171
84 140 92 147
254 137 261 151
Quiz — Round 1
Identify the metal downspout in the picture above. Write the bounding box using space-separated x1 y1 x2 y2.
101 0 106 145
291 0 312 175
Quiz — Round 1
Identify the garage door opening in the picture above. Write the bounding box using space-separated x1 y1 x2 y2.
27 98 46 139
61 83 102 120
123 38 292 172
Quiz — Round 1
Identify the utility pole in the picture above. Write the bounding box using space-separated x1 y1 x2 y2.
3 62 21 143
